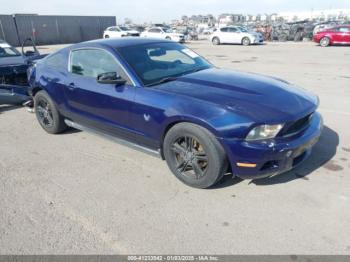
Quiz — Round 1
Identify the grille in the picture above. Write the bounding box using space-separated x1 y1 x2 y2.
280 113 313 137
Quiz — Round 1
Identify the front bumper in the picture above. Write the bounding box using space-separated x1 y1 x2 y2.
253 37 264 44
220 112 323 179
0 84 30 105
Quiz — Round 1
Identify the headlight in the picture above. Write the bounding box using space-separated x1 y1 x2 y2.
246 124 284 141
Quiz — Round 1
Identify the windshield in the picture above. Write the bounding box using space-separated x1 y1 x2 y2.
0 45 21 58
117 42 212 86
163 28 173 33
238 27 248 32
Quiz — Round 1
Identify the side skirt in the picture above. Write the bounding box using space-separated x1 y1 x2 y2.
64 119 162 159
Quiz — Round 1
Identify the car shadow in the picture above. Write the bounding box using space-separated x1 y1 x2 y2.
211 125 338 188
59 127 82 135
251 125 338 186
0 105 22 114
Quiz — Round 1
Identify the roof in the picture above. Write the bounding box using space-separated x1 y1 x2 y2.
72 37 171 49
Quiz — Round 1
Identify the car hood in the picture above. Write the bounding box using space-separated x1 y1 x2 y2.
0 56 26 67
155 68 318 123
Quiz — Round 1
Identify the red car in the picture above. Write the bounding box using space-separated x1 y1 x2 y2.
313 25 350 47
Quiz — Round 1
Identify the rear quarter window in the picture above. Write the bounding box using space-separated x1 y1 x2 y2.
44 53 66 70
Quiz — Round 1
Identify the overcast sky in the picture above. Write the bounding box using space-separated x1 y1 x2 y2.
1 0 349 23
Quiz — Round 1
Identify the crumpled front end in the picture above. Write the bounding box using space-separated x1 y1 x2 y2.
0 64 30 105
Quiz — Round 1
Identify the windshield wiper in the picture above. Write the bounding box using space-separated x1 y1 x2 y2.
145 76 178 87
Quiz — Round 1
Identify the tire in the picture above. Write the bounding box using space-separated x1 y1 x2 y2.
165 36 172 40
163 123 228 188
242 37 251 46
34 90 67 134
212 37 220 45
320 37 330 47
105 35 109 38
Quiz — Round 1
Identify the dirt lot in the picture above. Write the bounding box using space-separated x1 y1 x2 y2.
1 41 350 254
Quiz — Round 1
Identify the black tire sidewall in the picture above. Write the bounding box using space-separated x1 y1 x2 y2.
163 123 227 188
34 90 66 134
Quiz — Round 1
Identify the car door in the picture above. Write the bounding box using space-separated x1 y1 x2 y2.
227 27 240 43
148 28 162 38
218 27 229 43
336 27 350 43
64 48 136 139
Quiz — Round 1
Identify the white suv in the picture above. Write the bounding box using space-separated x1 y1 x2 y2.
103 26 140 38
141 27 185 43
211 26 263 46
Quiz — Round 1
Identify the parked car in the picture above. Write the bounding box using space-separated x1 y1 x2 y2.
313 25 350 47
174 26 199 41
141 27 185 43
0 38 45 105
103 26 140 38
211 26 264 45
202 27 216 35
130 26 146 33
28 38 322 188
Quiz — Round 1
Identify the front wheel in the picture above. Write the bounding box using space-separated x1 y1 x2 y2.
104 35 109 38
34 90 67 134
242 37 251 46
212 37 220 45
165 36 172 40
163 123 228 188
320 37 330 47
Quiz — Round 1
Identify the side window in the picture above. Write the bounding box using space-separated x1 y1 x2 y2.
149 28 160 33
45 52 66 70
70 49 130 83
220 27 228 32
228 27 238 33
338 27 350 33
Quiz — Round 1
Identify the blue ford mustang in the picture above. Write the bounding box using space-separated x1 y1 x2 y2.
28 38 323 188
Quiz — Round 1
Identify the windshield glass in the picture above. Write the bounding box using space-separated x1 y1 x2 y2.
0 45 21 58
117 42 212 86
163 28 173 33
238 27 248 32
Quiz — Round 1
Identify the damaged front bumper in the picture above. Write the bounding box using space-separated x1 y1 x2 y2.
0 84 30 105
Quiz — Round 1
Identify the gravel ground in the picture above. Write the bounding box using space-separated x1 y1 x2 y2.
1 40 350 254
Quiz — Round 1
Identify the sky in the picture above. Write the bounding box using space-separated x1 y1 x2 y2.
0 0 349 23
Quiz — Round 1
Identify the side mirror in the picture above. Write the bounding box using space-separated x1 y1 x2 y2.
97 72 126 85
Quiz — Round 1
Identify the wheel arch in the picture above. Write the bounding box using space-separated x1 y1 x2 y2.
30 86 43 97
321 35 333 44
159 117 220 159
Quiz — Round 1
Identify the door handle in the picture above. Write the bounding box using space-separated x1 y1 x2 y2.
67 82 76 90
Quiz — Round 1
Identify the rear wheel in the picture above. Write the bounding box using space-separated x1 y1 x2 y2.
163 123 228 188
212 37 220 45
242 37 251 46
104 35 109 38
320 37 330 47
34 90 67 134
165 36 172 40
